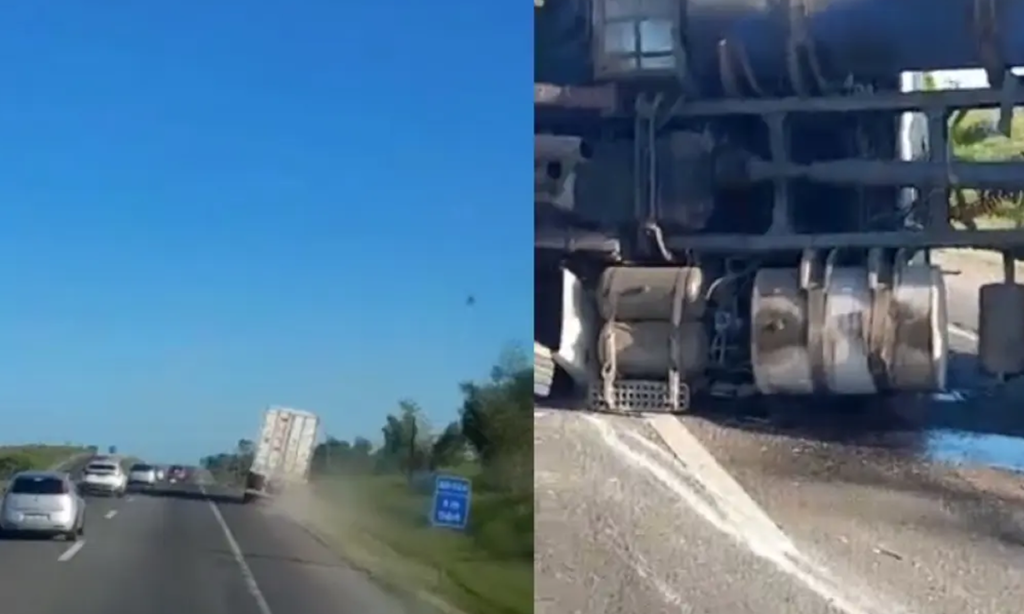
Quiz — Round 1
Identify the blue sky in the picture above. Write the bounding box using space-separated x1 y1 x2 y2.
0 2 530 463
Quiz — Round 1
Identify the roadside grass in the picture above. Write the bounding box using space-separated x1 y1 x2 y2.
0 445 90 487
305 469 532 614
0 445 89 473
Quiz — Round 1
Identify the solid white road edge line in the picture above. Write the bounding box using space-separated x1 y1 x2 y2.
586 414 914 614
200 485 274 614
104 510 117 520
58 540 85 562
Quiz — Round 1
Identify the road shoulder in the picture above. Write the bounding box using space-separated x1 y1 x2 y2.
215 494 420 614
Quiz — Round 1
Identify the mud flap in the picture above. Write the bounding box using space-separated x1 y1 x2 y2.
535 266 594 393
535 342 555 398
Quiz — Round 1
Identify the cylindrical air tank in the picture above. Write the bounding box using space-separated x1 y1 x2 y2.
589 0 1024 94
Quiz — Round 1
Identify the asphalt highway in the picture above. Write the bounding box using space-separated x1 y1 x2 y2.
535 261 1024 614
0 468 415 614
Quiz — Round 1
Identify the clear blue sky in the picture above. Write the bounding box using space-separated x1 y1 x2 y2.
0 2 530 463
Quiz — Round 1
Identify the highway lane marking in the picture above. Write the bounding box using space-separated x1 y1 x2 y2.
950 324 979 342
585 414 912 614
104 510 117 519
199 485 274 614
58 540 85 562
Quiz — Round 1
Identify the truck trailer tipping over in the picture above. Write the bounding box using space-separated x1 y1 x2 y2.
535 0 1024 410
243 406 320 503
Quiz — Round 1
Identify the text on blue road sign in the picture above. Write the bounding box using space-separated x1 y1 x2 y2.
430 474 472 529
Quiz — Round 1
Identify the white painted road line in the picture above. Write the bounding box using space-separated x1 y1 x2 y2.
58 540 85 562
104 510 117 520
200 485 273 614
950 325 979 342
586 414 912 614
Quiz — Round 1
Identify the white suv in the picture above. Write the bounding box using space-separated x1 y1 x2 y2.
127 463 157 489
79 461 127 497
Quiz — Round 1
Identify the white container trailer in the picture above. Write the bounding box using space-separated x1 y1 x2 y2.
243 406 320 503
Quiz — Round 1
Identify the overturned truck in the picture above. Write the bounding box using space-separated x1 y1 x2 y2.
242 406 319 504
534 0 1024 410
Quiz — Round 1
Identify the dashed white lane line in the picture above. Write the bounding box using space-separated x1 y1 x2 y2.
104 510 117 520
58 540 85 562
586 414 912 614
200 485 273 614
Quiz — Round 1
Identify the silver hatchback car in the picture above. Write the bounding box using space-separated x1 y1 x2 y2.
0 471 85 540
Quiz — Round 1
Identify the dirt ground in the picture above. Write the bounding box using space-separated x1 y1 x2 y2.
932 248 1024 283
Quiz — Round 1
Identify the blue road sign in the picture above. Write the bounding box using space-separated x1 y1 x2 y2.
430 474 472 530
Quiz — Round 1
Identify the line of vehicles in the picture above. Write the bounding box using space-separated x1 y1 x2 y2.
0 455 192 541
0 405 322 540
79 457 191 497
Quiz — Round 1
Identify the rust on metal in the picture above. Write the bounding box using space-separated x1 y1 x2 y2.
534 82 618 113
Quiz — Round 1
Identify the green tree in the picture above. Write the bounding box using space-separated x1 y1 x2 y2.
311 437 351 474
236 439 255 456
459 345 532 492
429 421 466 469
378 400 433 477
351 437 372 458
201 346 532 496
310 434 376 476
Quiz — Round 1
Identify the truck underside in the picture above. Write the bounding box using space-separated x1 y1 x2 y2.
535 0 1024 412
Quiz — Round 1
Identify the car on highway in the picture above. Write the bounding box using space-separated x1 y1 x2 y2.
127 463 157 489
155 467 166 481
79 460 127 497
0 471 85 540
168 465 188 483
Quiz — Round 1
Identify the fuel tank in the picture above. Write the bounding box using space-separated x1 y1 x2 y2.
541 0 1024 96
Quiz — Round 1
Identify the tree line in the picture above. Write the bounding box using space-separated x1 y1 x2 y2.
201 347 532 494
